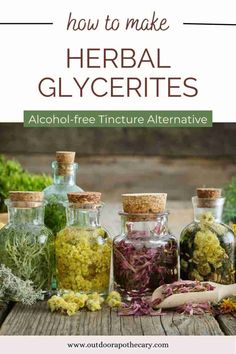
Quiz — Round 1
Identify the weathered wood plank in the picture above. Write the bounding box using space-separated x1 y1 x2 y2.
0 302 11 326
0 301 228 336
217 314 236 336
140 316 166 335
172 313 223 335
160 312 224 335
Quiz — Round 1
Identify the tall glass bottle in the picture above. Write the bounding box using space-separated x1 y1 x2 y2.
180 188 235 284
113 193 178 299
55 192 112 295
0 191 54 293
44 151 83 234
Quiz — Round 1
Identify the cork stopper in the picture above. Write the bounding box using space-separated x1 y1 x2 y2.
196 188 222 208
56 151 75 164
67 192 102 207
9 191 44 208
55 151 76 176
9 191 43 202
122 193 167 214
197 188 222 199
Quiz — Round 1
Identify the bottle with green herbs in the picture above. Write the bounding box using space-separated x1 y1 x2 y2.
44 151 83 234
180 188 235 284
55 192 112 295
113 193 178 299
0 191 54 293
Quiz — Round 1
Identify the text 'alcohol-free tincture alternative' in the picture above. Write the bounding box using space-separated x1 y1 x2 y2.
55 192 112 294
180 188 235 284
113 193 178 299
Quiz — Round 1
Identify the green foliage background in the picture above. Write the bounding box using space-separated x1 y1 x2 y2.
223 179 236 225
0 155 52 212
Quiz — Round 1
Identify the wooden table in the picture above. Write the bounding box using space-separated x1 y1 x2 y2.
0 203 235 336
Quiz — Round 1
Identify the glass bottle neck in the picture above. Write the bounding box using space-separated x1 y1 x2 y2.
121 213 169 238
52 161 78 186
54 174 76 185
192 196 224 223
7 206 45 225
66 207 101 228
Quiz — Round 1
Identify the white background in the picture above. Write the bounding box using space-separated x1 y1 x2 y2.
0 0 236 122
0 335 235 354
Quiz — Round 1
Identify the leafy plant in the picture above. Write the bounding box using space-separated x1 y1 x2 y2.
0 155 52 212
223 178 236 224
44 194 67 234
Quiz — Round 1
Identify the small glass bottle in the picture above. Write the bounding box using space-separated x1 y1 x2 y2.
44 151 83 234
55 192 112 295
0 191 54 293
180 188 235 284
113 193 178 299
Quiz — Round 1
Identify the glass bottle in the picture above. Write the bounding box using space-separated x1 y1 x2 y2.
180 188 235 284
0 191 54 293
55 192 112 295
44 151 83 234
113 193 178 299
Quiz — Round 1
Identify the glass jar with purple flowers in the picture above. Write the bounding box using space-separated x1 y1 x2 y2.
113 193 178 299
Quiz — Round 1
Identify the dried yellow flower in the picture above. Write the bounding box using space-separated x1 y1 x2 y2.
219 298 236 313
106 291 122 308
55 227 112 294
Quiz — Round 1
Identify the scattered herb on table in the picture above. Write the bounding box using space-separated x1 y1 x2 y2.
176 302 212 315
48 291 120 316
217 296 236 314
0 264 43 305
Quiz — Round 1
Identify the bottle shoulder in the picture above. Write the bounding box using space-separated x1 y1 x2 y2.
57 225 111 240
0 223 53 241
44 184 83 200
180 220 235 242
113 231 177 245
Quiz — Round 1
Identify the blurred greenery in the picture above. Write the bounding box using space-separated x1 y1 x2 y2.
223 178 236 224
0 155 52 212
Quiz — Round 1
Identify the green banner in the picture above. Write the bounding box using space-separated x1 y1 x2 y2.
24 110 212 128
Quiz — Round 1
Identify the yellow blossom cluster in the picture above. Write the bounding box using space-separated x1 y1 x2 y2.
48 291 121 316
0 223 5 230
192 228 227 279
199 212 214 226
106 291 122 308
86 292 104 311
219 297 236 313
199 212 226 235
48 292 88 316
55 227 111 293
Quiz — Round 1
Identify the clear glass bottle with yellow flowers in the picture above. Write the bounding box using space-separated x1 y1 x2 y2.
180 188 235 284
55 192 112 294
